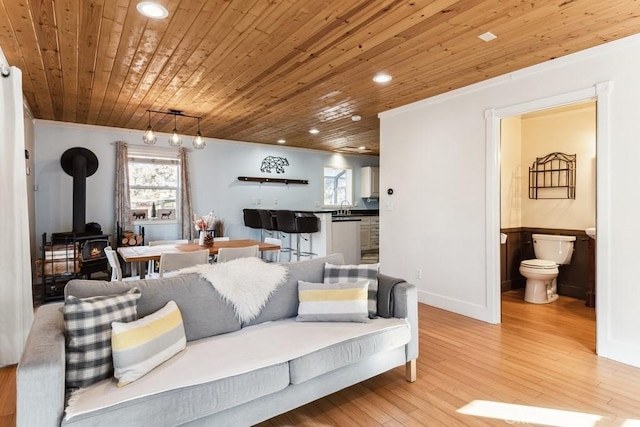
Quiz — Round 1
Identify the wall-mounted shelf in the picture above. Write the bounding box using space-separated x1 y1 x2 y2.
528 152 576 199
238 176 308 185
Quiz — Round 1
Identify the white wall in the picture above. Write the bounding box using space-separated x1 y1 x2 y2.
500 104 597 230
379 34 640 368
500 116 522 228
520 104 596 229
33 121 378 244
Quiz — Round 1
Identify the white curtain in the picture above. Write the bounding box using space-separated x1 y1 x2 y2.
115 141 131 235
0 66 34 366
179 148 194 241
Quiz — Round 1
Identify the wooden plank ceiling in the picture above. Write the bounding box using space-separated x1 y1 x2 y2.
1 0 639 155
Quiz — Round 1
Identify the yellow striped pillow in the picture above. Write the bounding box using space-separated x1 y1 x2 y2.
297 280 370 322
111 300 186 387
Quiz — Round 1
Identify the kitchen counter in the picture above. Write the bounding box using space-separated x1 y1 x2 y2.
332 217 362 222
331 209 379 217
330 219 361 264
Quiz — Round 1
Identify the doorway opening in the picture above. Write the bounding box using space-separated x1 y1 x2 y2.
485 82 612 356
499 100 596 348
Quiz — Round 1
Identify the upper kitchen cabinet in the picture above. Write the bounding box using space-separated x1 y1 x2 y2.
361 166 380 198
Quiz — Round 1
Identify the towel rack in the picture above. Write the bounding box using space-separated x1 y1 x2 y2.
528 152 576 199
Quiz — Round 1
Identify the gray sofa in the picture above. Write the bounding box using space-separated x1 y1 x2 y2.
17 254 418 426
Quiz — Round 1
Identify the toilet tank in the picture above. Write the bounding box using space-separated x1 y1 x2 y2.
532 234 576 265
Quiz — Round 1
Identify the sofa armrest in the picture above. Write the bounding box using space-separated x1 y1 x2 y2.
376 274 419 368
391 282 419 363
17 302 66 427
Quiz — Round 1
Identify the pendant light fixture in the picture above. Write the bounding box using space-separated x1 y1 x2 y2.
142 109 205 149
192 117 205 149
142 110 157 145
168 113 182 147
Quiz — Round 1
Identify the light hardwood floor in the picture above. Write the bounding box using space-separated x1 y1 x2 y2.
4 291 640 426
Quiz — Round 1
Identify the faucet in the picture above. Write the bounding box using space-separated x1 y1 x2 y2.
339 200 351 216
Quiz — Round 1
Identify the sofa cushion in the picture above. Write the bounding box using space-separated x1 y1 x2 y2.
63 363 289 426
288 319 411 384
63 317 408 426
112 300 186 387
324 262 380 317
63 288 141 389
296 280 369 322
243 253 345 327
65 275 241 341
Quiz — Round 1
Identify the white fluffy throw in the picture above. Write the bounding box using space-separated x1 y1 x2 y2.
179 257 288 323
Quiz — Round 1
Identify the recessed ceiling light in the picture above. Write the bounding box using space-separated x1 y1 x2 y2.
309 129 319 134
277 139 286 144
137 2 169 19
373 73 392 83
351 115 362 121
358 146 366 150
478 31 497 42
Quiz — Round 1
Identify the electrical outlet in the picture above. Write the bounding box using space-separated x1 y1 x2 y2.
257 198 262 205
273 198 278 205
416 268 422 279
251 197 257 205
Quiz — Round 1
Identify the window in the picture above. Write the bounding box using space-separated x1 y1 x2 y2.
128 147 181 223
323 166 353 207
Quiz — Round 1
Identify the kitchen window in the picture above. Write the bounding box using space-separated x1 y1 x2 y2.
128 147 181 223
323 166 353 207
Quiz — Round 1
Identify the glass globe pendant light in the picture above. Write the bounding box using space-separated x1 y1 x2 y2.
192 117 206 149
168 113 182 147
142 110 157 145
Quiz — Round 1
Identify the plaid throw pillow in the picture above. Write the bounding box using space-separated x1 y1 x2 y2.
63 288 141 389
323 263 380 317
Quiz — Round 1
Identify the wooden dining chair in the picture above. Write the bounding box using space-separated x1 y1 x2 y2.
148 239 189 274
148 239 189 246
158 249 210 278
104 246 140 282
216 245 259 263
201 237 231 262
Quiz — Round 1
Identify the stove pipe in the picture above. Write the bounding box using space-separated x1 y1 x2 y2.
60 148 99 234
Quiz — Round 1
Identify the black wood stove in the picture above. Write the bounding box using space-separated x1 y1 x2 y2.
50 147 109 277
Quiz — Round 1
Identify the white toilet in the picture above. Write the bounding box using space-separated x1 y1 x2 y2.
519 234 576 304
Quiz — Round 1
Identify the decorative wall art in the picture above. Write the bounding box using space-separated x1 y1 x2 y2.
131 209 148 220
156 209 175 220
260 156 289 174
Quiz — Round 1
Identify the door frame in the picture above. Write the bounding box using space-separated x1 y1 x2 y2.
484 82 612 353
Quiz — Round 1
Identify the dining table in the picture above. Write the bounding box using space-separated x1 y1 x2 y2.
117 239 280 279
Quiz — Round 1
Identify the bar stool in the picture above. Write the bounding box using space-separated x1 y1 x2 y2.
243 208 262 239
275 210 297 261
257 209 278 240
275 210 320 261
295 213 320 260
